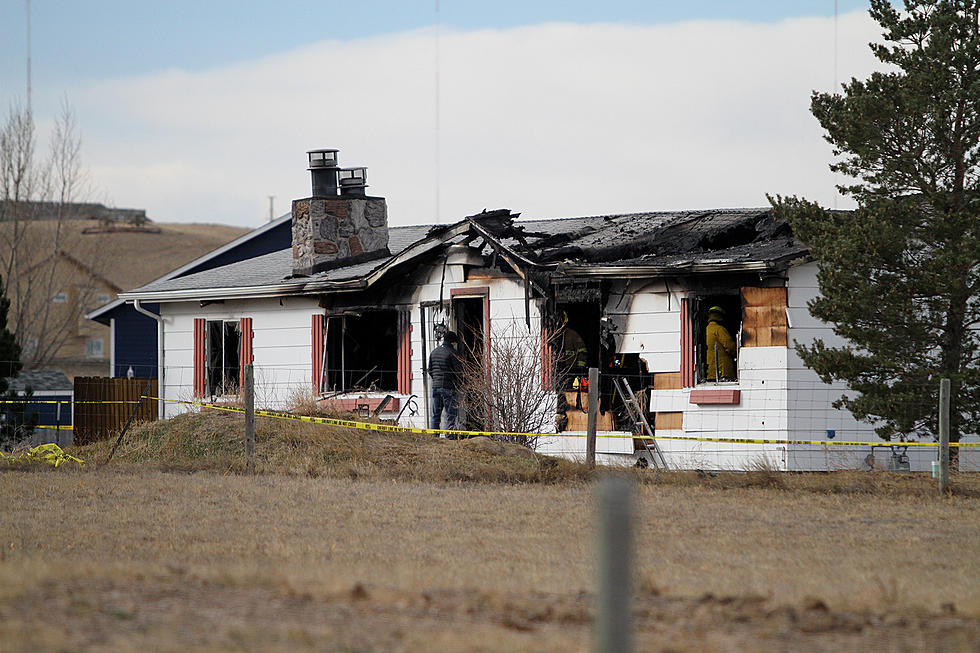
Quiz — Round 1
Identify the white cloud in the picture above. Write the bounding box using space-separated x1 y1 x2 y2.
70 12 882 228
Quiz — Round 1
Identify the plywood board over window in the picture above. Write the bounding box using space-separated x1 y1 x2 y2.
653 372 682 390
741 287 788 347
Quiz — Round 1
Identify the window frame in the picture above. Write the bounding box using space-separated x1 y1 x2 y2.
682 292 742 386
206 319 242 398
318 309 402 394
85 338 104 359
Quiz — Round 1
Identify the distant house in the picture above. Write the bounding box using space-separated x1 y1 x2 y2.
17 250 122 379
86 215 292 378
116 148 978 472
4 370 73 446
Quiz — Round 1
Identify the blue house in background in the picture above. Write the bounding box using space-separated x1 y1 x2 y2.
86 213 292 378
5 370 74 446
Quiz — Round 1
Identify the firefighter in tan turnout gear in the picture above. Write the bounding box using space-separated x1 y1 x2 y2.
706 306 736 381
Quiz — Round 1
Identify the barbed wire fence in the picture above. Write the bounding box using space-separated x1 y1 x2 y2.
1 360 977 473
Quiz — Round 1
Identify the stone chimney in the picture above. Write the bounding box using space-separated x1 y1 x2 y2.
291 149 390 276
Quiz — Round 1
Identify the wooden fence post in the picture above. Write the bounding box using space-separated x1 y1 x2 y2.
595 475 633 653
939 377 950 495
586 367 598 468
245 363 255 474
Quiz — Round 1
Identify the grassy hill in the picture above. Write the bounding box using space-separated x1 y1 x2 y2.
2 219 252 292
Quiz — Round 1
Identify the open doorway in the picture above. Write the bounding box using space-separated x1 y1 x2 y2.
451 290 488 430
453 297 485 372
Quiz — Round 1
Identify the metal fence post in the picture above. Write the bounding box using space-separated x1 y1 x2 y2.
587 367 598 468
245 363 255 474
595 475 633 653
939 378 950 495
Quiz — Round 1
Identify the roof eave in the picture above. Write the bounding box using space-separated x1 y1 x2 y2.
85 297 125 322
118 281 309 303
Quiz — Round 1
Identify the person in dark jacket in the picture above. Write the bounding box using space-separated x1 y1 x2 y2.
428 330 462 436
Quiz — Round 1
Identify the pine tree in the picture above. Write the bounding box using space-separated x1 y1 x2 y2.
772 1 980 455
0 274 34 448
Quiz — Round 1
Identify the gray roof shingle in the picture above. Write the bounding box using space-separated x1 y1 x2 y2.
6 370 72 393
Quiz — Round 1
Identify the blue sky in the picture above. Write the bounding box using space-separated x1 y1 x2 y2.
1 2 879 227
4 1 868 85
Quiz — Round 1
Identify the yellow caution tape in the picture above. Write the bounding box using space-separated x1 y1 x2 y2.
0 443 84 468
146 396 980 448
34 425 74 430
0 400 139 404
647 434 978 448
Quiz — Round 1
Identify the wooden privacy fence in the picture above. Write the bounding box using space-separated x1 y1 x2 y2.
73 377 158 445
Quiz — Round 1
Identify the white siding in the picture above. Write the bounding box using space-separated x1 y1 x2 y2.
160 296 321 418
606 280 683 373
786 262 907 471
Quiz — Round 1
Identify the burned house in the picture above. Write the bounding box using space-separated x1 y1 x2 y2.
117 148 959 472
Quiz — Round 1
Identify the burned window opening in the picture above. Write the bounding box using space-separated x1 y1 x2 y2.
207 320 240 397
322 310 399 393
691 294 741 383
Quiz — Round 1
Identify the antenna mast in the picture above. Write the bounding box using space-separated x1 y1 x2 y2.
434 0 441 224
26 0 32 115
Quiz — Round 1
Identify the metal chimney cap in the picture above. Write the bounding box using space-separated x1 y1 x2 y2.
307 149 339 169
337 167 368 187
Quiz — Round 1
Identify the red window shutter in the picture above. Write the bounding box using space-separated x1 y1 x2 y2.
193 318 207 397
397 311 412 395
312 314 325 391
680 299 694 388
238 317 253 391
540 325 553 389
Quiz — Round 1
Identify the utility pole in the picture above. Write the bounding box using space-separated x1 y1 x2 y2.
268 196 275 222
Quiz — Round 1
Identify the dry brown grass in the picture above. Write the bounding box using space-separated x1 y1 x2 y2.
76 409 594 484
75 410 980 498
1 468 978 652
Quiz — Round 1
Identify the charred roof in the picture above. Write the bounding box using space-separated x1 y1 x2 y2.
468 208 805 271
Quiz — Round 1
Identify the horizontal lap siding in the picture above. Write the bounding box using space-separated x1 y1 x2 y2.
112 306 160 378
785 262 884 469
607 288 681 373
162 299 321 418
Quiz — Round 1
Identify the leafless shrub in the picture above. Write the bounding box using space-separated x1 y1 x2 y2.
0 100 100 369
457 321 557 450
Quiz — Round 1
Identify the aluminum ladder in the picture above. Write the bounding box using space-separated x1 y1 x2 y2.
613 376 668 469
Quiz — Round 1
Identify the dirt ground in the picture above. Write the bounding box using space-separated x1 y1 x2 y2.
1 468 978 652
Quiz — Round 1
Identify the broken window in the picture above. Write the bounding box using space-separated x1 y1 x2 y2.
320 310 399 393
207 320 241 397
691 294 741 383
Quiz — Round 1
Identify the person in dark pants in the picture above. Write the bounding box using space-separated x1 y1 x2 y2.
428 330 462 437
